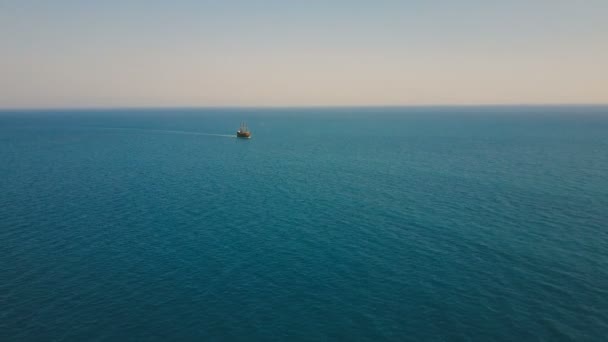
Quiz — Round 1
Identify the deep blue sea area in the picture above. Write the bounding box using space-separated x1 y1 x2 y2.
1 106 607 341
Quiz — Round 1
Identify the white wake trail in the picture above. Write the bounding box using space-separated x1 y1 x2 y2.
94 127 236 138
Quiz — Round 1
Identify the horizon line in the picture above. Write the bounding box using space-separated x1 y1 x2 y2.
1 103 608 112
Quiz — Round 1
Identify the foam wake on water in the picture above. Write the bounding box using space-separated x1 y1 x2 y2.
93 127 236 138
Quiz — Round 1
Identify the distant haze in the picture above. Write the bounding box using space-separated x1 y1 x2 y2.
1 1 607 108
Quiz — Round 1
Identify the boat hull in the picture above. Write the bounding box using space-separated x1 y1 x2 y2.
236 131 251 138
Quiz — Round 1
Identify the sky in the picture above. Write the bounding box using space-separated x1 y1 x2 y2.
1 0 607 108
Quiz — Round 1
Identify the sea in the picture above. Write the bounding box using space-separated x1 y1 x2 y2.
1 106 607 341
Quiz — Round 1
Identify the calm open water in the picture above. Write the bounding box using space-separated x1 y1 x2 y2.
1 107 607 341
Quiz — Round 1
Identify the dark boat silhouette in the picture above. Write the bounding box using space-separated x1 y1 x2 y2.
236 122 251 138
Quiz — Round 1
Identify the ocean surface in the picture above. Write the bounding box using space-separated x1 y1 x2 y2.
1 106 607 341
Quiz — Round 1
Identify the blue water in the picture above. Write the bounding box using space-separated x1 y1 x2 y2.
1 106 607 341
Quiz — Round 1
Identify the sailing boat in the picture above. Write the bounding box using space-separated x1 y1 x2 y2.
236 122 251 138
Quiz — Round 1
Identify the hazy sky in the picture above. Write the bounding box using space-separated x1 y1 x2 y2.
1 1 607 108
